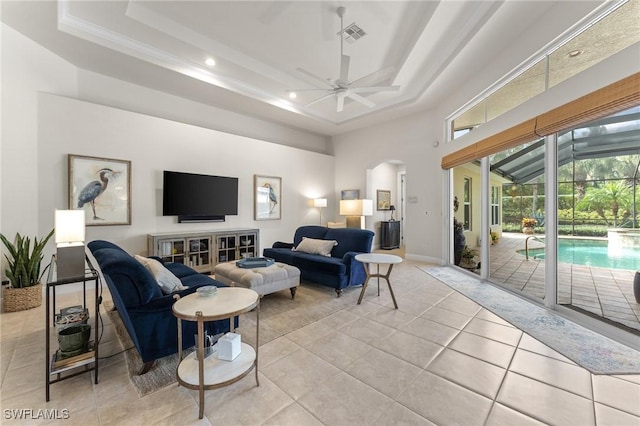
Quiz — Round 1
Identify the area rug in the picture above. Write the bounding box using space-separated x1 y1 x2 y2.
424 266 640 375
105 283 354 397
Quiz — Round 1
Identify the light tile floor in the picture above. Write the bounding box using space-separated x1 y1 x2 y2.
1 259 639 425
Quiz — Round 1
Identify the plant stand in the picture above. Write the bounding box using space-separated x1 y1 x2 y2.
45 254 100 402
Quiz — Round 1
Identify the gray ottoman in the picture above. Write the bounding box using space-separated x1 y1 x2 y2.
214 261 300 299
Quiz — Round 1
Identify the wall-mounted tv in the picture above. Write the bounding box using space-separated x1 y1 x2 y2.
162 171 238 222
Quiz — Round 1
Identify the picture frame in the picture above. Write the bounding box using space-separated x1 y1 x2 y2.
341 189 360 200
377 189 391 210
254 175 281 220
68 154 131 226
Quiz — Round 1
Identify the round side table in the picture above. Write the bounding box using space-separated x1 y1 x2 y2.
172 287 259 419
355 253 403 309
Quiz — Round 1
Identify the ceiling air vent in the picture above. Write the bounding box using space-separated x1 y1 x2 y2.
338 23 366 44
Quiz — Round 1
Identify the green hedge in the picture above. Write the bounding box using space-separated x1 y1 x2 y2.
501 224 609 237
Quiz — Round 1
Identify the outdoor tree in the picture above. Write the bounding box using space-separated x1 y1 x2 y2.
576 181 633 227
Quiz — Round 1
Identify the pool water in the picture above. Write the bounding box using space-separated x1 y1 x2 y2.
521 239 640 270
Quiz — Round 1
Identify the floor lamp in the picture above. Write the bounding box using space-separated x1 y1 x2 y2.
339 199 373 229
313 198 327 225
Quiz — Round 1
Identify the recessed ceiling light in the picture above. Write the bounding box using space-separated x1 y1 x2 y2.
568 49 583 58
289 92 297 99
205 58 216 67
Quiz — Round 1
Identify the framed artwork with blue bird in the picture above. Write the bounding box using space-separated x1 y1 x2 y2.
254 175 281 221
68 154 131 226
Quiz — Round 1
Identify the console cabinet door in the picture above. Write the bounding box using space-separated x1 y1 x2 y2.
186 236 212 272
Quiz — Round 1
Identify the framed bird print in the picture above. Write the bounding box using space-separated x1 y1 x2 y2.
254 175 281 221
68 154 131 226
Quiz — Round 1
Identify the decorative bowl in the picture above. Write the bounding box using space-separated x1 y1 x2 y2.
196 286 217 297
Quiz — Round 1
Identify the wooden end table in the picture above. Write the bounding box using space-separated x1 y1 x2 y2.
355 253 403 309
172 287 259 419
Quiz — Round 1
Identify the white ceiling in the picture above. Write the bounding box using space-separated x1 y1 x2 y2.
1 1 605 136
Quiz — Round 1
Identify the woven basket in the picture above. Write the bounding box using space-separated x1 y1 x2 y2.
2 282 42 312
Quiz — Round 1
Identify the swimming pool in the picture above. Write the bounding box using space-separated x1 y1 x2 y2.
520 238 640 270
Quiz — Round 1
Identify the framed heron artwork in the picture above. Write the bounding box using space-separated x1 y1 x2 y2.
254 175 281 220
68 154 131 226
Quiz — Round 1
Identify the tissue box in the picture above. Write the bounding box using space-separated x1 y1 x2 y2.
218 332 241 361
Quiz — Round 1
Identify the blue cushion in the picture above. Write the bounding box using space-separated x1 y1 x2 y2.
164 262 199 279
180 274 226 288
293 226 329 246
324 228 374 258
292 253 346 275
263 247 298 265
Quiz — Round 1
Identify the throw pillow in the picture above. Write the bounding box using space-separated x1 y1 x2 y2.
135 255 186 294
293 237 338 257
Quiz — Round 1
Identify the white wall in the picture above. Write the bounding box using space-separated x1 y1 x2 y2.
37 93 334 256
76 70 330 155
331 111 440 263
1 24 334 270
1 24 78 239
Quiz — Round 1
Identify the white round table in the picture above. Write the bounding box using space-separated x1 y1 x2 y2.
172 287 259 419
355 253 403 309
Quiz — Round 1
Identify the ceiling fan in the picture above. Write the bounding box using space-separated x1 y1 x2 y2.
289 6 400 112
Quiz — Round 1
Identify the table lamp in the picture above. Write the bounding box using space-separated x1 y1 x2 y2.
313 198 327 225
389 205 396 221
339 199 373 229
55 210 86 280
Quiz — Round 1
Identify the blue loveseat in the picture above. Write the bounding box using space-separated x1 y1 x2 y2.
263 226 374 296
88 240 233 374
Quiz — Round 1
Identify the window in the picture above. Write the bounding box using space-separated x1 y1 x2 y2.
463 177 471 231
448 0 638 141
491 186 500 226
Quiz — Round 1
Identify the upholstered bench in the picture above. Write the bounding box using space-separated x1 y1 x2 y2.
213 261 300 299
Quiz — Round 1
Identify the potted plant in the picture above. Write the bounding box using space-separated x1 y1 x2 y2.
459 245 478 269
452 197 465 266
490 230 499 244
1 229 54 312
522 218 537 235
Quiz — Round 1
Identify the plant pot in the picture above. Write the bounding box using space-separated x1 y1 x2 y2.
522 227 534 235
58 324 91 353
459 258 477 269
634 271 640 304
2 283 42 312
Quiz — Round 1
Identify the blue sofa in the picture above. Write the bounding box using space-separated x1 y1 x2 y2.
263 226 374 296
88 240 233 374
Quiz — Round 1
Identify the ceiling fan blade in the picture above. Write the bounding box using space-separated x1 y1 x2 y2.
296 68 334 89
350 85 400 93
340 55 350 82
287 88 333 93
347 92 376 109
306 93 335 107
350 66 395 88
336 93 346 112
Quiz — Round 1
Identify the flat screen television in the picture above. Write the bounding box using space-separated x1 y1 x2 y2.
163 171 238 222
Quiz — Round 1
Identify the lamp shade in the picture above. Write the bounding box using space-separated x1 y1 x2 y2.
55 210 85 246
339 199 373 216
313 198 327 208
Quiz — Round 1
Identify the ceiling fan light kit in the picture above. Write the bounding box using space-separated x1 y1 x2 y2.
290 6 400 113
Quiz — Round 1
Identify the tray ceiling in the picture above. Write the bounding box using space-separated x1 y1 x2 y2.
1 1 606 136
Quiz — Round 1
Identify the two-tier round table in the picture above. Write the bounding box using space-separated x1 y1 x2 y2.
355 253 403 309
172 287 259 419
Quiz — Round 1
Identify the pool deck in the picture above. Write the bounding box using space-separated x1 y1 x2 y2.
485 232 640 333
